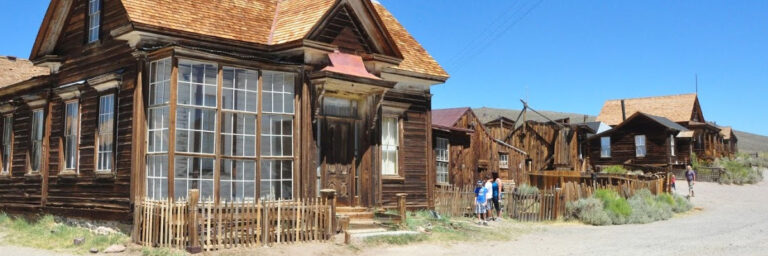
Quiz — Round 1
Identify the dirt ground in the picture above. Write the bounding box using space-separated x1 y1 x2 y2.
2 174 767 256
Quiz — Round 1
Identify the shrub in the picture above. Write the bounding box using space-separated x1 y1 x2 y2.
516 184 540 195
602 165 628 175
566 198 612 226
593 189 631 224
672 194 693 213
627 189 673 224
715 157 764 185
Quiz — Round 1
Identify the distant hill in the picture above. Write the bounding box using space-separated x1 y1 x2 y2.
472 107 768 153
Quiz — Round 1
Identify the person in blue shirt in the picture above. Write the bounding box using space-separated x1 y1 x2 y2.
491 177 504 220
474 180 488 225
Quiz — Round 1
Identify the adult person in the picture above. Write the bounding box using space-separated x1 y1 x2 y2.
492 177 504 220
685 165 696 198
474 180 488 225
484 177 494 220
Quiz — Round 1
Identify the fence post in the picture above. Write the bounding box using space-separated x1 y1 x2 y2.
186 189 201 254
320 189 337 236
396 193 408 225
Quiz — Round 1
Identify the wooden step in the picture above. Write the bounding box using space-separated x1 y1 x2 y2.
336 207 369 213
339 211 374 220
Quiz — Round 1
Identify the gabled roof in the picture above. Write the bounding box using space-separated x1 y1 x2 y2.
720 127 735 140
32 0 448 80
594 112 689 138
0 56 50 89
432 107 471 131
596 93 701 126
485 116 516 127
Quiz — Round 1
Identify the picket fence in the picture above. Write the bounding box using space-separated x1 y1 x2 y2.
134 197 333 251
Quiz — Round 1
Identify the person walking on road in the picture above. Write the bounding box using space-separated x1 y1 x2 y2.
686 165 696 198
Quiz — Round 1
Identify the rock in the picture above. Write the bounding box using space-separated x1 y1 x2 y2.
89 248 99 254
94 226 119 235
73 237 85 246
104 244 126 253
417 226 426 233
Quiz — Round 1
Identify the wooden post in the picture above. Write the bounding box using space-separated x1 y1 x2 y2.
320 189 337 236
339 215 350 244
186 189 201 254
396 193 408 225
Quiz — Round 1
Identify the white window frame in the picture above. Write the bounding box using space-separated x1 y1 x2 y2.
176 60 218 155
1 115 12 175
64 101 80 171
96 94 115 172
499 153 509 169
381 117 399 176
260 71 295 200
435 137 449 185
220 66 259 202
670 134 676 157
220 159 256 202
635 135 647 158
146 58 172 200
87 0 101 43
600 136 611 158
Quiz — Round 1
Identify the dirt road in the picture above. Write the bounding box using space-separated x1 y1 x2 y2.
2 176 766 256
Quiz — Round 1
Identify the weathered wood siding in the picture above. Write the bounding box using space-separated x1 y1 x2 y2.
506 121 582 172
589 115 679 170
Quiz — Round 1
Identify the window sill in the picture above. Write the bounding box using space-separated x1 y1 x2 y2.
94 171 115 181
0 174 10 181
57 171 78 180
24 173 42 182
382 175 405 184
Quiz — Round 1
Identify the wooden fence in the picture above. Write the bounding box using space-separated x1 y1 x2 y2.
672 167 724 183
434 177 664 222
134 197 333 251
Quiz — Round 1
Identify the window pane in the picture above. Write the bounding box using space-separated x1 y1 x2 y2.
174 156 215 201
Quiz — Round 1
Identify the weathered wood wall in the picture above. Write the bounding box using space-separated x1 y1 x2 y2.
505 121 584 172
589 115 679 171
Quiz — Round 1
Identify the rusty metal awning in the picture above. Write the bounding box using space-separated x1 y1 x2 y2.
320 51 381 80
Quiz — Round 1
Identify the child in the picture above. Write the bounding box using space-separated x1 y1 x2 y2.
669 174 677 193
474 180 488 225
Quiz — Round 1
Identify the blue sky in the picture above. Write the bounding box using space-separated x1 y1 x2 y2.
1 1 767 135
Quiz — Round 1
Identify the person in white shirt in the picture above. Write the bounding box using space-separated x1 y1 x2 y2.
484 177 494 220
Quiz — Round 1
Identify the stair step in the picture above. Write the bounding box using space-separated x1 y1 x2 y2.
347 228 388 234
339 212 374 219
336 207 369 213
349 230 419 239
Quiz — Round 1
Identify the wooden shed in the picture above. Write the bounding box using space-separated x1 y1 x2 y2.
431 108 526 188
589 112 689 172
0 0 448 222
502 119 594 173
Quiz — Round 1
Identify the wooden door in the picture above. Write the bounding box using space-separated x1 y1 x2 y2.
321 118 357 206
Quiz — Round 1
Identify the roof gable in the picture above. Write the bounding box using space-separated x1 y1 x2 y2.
595 112 688 137
596 93 702 126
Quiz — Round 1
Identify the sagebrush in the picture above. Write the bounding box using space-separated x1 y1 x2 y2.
566 189 692 226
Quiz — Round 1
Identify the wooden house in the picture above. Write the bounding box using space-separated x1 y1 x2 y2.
596 93 728 163
0 0 448 222
502 119 595 173
589 112 689 171
431 108 526 188
719 127 738 157
484 116 515 141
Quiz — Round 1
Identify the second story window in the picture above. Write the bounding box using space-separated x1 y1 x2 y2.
30 110 44 172
88 0 101 43
64 102 80 171
499 153 509 169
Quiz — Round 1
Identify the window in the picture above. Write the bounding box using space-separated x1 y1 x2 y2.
635 135 646 157
176 60 217 155
499 153 509 169
600 136 611 158
64 102 80 171
174 156 215 200
29 110 45 172
146 58 171 200
97 95 114 172
1 115 12 174
323 97 358 118
381 117 399 175
220 67 258 202
670 135 676 156
435 137 449 184
87 0 100 43
260 71 294 200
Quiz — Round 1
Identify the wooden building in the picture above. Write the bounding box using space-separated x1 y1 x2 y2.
0 0 448 222
502 119 594 173
431 108 526 188
589 112 690 171
596 93 728 162
719 126 738 157
484 116 515 142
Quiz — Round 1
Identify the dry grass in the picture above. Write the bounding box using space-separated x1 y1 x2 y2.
0 213 129 254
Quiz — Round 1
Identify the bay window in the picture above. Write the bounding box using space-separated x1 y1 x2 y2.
97 94 115 172
435 137 449 184
145 57 296 202
381 117 399 176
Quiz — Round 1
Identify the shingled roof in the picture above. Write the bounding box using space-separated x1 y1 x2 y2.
432 107 471 131
118 0 447 79
596 93 701 126
0 56 49 89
